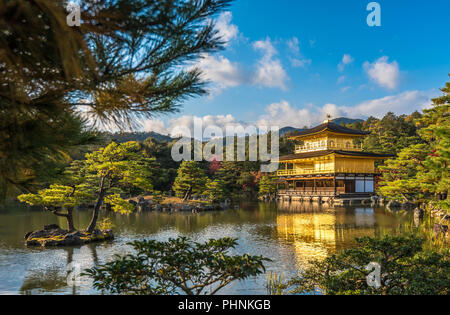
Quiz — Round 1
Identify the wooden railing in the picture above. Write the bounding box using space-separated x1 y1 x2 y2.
276 169 334 176
295 143 362 154
278 188 345 196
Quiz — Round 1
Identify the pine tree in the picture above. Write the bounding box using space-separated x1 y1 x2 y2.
19 142 158 232
379 77 450 209
204 179 227 203
258 175 278 198
173 161 207 202
18 184 94 232
416 78 450 210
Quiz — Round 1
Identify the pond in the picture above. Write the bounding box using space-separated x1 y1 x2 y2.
0 201 412 295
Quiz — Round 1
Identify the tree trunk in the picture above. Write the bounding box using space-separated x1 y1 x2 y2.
87 177 107 233
183 187 192 203
67 207 75 232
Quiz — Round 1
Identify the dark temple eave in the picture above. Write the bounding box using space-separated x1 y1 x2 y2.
288 122 370 139
278 150 394 162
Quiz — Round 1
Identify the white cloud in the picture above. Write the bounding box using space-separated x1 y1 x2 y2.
287 37 300 55
215 12 238 46
342 54 354 65
337 75 346 84
192 37 291 95
338 54 354 72
252 38 289 90
140 90 435 137
364 56 400 90
143 114 249 138
195 54 247 94
341 90 432 118
256 90 434 129
290 57 312 68
142 119 167 135
287 37 311 68
253 38 277 59
256 100 333 128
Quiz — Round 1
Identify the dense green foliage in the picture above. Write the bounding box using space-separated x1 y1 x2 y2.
173 161 208 201
204 179 228 203
362 113 422 155
213 161 259 199
141 138 180 192
289 234 449 295
84 237 268 295
259 175 278 198
19 142 158 232
378 78 449 210
342 112 422 155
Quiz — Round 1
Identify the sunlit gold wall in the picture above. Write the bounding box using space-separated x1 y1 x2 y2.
334 157 375 174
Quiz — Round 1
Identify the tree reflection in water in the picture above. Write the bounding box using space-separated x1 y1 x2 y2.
19 245 100 295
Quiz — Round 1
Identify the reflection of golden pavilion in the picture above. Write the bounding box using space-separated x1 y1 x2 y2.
275 201 381 268
276 119 391 199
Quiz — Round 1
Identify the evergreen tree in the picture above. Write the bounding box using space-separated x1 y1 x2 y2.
19 142 158 232
204 179 227 203
214 162 258 198
378 144 429 203
258 175 278 198
360 113 423 155
173 161 207 202
379 77 450 210
18 184 94 232
416 78 450 210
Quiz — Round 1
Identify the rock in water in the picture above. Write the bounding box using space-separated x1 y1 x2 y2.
386 200 401 211
25 226 114 247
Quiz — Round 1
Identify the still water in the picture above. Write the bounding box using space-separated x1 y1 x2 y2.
0 201 412 295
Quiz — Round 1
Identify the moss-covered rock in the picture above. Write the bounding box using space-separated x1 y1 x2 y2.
25 225 114 247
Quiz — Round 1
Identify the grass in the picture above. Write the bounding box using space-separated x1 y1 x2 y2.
266 271 287 295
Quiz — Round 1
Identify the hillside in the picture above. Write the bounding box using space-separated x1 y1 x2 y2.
103 132 175 143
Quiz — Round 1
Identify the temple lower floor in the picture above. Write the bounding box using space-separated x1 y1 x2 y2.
277 174 376 198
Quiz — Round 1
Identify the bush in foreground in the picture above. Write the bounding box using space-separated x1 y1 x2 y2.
289 234 449 295
84 237 269 295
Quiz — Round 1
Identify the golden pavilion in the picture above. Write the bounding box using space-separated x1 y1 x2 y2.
276 118 392 199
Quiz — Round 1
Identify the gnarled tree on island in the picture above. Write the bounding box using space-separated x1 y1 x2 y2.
19 142 158 234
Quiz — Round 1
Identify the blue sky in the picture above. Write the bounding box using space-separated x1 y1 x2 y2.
143 0 450 135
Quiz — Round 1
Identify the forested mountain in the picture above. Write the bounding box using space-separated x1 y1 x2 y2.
333 117 365 126
102 132 176 144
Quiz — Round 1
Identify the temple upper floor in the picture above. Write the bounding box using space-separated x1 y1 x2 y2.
295 137 363 153
288 120 369 154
